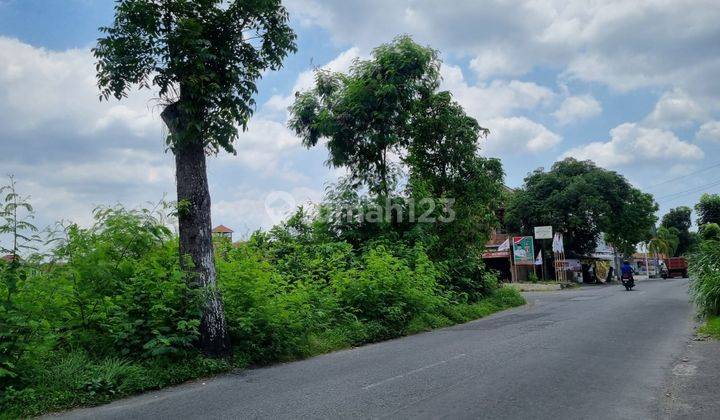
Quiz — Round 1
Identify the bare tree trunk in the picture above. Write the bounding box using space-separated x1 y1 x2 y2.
162 103 231 358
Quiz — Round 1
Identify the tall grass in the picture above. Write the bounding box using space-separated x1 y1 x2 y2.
688 240 720 316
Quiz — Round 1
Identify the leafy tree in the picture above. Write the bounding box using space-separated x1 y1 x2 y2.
660 206 693 256
604 188 657 255
289 36 440 196
648 226 680 258
695 193 720 226
94 0 297 356
699 223 720 242
406 91 504 298
505 158 658 257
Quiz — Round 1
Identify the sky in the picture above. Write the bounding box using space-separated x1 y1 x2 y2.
1 0 719 239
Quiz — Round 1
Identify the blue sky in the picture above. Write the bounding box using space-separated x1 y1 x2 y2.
1 0 719 236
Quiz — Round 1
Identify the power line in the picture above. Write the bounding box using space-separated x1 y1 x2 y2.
654 178 720 201
645 161 720 190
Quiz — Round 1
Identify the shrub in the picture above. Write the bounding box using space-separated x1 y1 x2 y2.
333 245 444 340
689 240 720 316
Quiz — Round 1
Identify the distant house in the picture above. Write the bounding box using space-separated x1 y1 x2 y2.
1 254 18 263
212 225 233 241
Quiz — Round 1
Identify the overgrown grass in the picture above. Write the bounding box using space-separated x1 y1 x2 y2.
1 288 524 418
698 316 720 340
0 206 525 418
689 239 720 316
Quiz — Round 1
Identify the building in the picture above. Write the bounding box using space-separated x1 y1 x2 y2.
212 225 233 241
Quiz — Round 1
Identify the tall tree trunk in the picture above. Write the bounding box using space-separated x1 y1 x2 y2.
162 103 231 357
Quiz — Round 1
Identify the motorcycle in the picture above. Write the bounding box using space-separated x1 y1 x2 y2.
660 267 669 279
621 273 635 291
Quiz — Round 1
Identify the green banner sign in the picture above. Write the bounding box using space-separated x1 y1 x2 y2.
512 236 535 265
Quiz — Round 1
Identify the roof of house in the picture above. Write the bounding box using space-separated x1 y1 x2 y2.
2 254 17 262
212 225 234 234
485 232 509 248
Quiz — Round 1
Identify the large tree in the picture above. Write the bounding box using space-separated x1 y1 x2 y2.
660 206 694 256
289 36 440 196
94 0 296 356
695 193 720 227
505 158 658 257
406 91 504 297
407 91 503 252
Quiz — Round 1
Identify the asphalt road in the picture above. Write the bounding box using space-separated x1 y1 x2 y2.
56 278 700 420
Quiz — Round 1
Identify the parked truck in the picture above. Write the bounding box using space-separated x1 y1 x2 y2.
662 257 688 278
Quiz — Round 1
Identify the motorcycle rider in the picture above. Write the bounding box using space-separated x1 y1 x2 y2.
621 260 635 290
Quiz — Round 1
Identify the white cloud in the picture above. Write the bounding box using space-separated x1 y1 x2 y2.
0 37 317 232
218 119 304 180
553 94 602 125
696 120 720 142
484 117 561 154
469 49 530 80
286 0 720 100
212 186 324 233
0 36 159 136
644 89 707 129
440 64 554 120
264 47 362 114
562 123 704 168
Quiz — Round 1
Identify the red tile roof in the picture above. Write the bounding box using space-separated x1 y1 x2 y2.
2 254 17 262
212 225 234 233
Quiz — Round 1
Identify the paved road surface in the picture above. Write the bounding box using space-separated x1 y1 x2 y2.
56 278 701 420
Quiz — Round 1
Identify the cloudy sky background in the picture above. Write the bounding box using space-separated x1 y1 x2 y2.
1 0 719 239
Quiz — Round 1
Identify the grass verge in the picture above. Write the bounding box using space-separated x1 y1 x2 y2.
1 288 524 419
698 315 720 340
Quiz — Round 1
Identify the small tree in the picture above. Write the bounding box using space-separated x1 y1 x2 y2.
0 176 40 262
649 226 680 258
289 36 440 196
0 176 41 307
94 0 297 356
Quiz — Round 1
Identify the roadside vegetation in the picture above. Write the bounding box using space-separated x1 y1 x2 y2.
0 13 526 417
688 194 720 336
0 185 524 417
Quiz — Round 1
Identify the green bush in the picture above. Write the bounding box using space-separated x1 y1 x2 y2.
0 202 526 417
689 239 720 316
333 245 444 340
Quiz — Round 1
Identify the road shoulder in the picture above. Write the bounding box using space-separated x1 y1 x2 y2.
660 323 720 419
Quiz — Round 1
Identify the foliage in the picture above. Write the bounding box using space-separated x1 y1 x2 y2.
505 158 658 257
695 193 720 227
94 0 297 153
648 226 680 257
0 195 525 417
0 204 204 416
689 238 720 317
699 223 720 242
290 37 504 299
661 206 694 256
0 175 41 258
289 36 440 195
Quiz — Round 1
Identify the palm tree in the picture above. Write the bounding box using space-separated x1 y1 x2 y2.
648 226 680 273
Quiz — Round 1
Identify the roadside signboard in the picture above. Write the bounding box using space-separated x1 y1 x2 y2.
512 236 535 265
534 226 553 240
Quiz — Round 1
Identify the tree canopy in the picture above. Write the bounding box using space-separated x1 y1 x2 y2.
94 0 297 153
505 158 657 257
289 36 440 195
660 206 694 256
695 193 720 227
